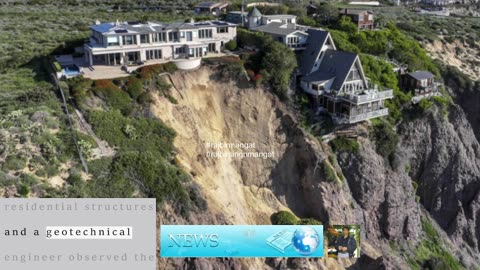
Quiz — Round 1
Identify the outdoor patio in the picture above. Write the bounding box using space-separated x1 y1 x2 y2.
69 51 233 80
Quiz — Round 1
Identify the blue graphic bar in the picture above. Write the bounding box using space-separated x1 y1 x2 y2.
160 225 324 257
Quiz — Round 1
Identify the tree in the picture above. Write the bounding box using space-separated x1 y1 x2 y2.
261 41 298 99
316 4 339 25
298 16 317 27
224 40 237 51
337 16 358 34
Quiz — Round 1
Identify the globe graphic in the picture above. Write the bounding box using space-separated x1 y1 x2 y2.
291 227 320 255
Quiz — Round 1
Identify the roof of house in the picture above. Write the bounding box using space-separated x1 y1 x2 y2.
91 22 115 33
90 20 236 35
407 70 435 80
302 49 359 91
302 72 335 83
297 28 330 75
248 7 262 17
251 22 303 36
339 9 373 15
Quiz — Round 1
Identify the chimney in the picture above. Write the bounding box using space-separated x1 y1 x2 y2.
115 19 120 26
95 19 101 25
190 18 195 23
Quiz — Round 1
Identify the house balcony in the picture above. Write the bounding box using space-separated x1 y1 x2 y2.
335 108 389 124
342 89 393 105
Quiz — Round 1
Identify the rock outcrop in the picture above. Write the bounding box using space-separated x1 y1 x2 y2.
398 105 480 266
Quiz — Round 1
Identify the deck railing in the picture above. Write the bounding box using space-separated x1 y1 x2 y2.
343 89 393 104
336 108 389 124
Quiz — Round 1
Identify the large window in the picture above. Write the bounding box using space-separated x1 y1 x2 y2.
140 34 150 44
146 49 162 60
168 31 179 42
122 35 136 45
287 36 298 44
175 47 186 54
107 36 119 46
198 29 212 39
152 32 167 43
217 27 228 34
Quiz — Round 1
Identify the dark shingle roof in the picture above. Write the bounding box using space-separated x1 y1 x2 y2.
302 71 335 83
251 22 300 35
297 28 330 75
303 49 358 91
408 70 434 80
319 49 358 90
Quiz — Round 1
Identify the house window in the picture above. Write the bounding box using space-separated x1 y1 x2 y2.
217 27 228 33
152 32 167 43
287 36 298 44
175 47 186 54
199 29 213 39
122 35 136 45
107 36 119 46
168 31 179 42
140 34 150 44
146 49 162 60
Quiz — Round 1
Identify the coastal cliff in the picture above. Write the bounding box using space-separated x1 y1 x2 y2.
154 66 480 269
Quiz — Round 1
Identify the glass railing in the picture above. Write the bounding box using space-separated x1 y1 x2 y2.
343 89 393 104
343 108 389 123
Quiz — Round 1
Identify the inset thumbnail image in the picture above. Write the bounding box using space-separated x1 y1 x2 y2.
325 225 360 259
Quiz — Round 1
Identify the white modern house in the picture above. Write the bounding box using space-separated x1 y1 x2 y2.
84 20 237 70
247 7 308 50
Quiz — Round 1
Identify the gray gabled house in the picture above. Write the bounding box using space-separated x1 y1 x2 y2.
241 10 393 124
298 29 393 124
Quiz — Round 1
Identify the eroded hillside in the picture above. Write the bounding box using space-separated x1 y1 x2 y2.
153 65 480 269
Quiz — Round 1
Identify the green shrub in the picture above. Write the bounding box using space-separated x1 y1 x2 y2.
224 40 237 51
53 61 62 72
138 63 177 80
418 98 433 112
156 77 171 91
126 77 143 99
271 211 322 225
92 79 132 115
371 120 398 165
408 219 464 270
87 110 176 156
166 94 178 104
330 137 360 153
297 218 322 225
3 155 27 171
17 184 30 197
431 96 450 108
322 160 337 182
271 211 298 225
137 92 153 104
218 61 245 81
